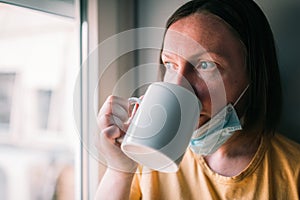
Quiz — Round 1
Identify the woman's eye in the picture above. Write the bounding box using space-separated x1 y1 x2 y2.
164 62 175 70
197 61 217 71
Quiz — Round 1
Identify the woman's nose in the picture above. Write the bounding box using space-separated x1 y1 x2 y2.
169 61 195 90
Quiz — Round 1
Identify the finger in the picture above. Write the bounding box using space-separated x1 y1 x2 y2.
100 125 124 143
99 96 129 121
99 100 128 119
112 104 129 122
101 95 129 114
98 113 126 131
99 105 129 124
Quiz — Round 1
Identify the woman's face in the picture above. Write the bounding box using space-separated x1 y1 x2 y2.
161 13 248 127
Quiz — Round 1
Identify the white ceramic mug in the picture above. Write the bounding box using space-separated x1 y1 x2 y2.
121 82 201 173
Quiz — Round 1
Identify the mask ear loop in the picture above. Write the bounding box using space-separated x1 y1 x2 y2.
233 84 250 107
232 84 250 127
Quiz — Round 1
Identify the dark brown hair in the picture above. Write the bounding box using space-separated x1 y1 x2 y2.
161 0 282 133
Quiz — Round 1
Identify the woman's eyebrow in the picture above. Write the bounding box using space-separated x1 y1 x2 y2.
161 52 175 59
161 51 226 63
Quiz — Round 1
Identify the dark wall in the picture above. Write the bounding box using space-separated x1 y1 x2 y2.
255 0 300 142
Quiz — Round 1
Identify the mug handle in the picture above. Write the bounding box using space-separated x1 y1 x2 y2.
128 97 141 116
115 97 141 144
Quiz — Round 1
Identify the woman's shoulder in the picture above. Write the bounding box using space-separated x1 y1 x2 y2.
269 133 300 162
271 133 300 151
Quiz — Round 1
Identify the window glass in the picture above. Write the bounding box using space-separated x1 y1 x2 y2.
0 3 79 200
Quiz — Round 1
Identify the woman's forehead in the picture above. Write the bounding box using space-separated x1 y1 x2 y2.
163 13 245 62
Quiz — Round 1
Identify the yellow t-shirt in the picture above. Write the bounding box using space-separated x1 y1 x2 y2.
129 134 300 199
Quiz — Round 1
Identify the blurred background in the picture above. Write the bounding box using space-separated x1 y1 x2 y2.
0 1 78 200
0 0 299 200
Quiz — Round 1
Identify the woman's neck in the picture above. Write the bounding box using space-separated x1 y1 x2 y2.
203 129 262 177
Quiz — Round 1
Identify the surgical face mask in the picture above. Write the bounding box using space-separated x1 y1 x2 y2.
189 85 249 156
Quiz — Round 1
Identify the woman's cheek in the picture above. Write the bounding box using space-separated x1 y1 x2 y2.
200 76 227 116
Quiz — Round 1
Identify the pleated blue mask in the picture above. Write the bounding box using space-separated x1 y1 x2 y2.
189 85 249 155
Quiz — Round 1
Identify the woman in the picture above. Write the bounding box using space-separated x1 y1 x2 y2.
96 0 300 199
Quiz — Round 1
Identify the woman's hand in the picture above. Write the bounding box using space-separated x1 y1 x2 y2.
96 95 137 173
